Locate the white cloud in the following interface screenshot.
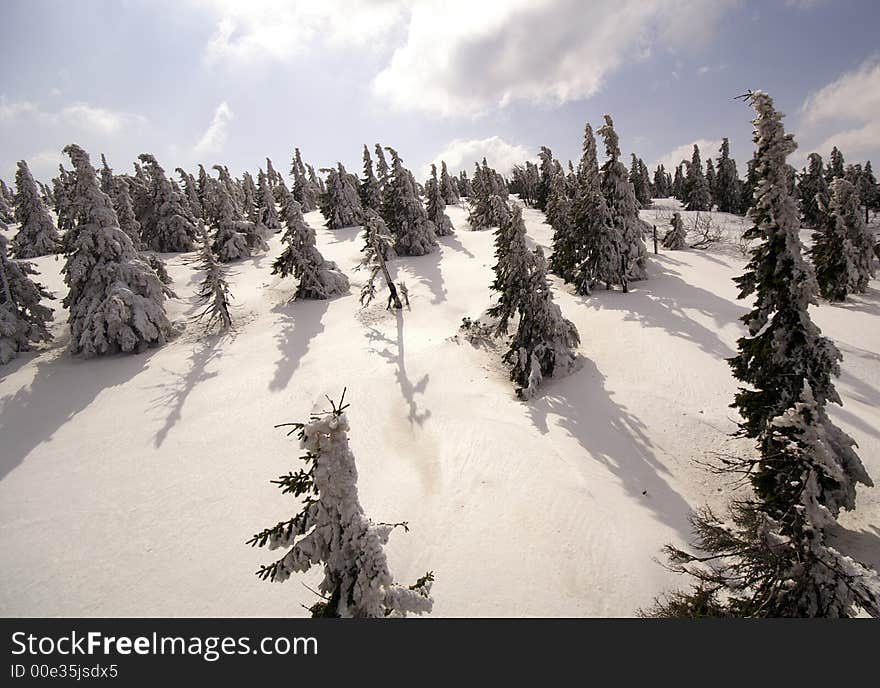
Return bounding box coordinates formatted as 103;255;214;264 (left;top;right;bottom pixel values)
198;0;409;66
799;57;880;160
373;0;737;117
0;96;39;121
426;136;532;177
0;96;145;134
653;138;721;172
194;102;234;156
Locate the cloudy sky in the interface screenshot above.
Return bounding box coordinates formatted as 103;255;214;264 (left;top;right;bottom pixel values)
1;0;877;185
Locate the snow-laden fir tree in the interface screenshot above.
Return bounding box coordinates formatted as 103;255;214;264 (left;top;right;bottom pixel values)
176;168;203;220
257;170;280;232
240;171;258;222
381;148;437;256
507;244;580;399
547;171;579;281
248;390;434;617
832;178;875;294
196;164;210;210
729;92;872;514
62;144;175;357
373;144;390;192
440;160;459;205
137;154;197;252
112;178;142;249
811;179;855;302
319;163;363;230
213;164;244;213
273;185;349;300
629;154;651;208
357;210;402;309
825;146;845;184
208;180;266;262
714;138;741;214
488;198;535;336
12;160;61;259
572;122;619;294
359;145;382;212
457;169;472;197
0;178;14;207
536;146;556;212
662;212;687;250
467;161;510;231
741;152;758;214
190;221;233;332
704;158;716;206
291;148;319;212
0;233;53;364
652;164;669;198
265;157;280;188
99;154;114;196
598;114;648;286
672;163;685;200
861;160;878;212
424;164;454;236
0;189;12;227
684;144;712;211
511;162;540;207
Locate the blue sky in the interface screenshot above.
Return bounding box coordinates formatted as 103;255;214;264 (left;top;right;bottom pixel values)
1;0;878;185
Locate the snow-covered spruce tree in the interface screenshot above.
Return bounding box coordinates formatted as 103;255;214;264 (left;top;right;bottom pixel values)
424;164;454;236
248;391;434;617
488;199;532;336
196;164;211;210
629;154;651;208
273;186;349;300
861;160;878;212
740;152;758;214
12;161;61;259
0;233;54;364
290;148;318;213
729;92;872;515
191;221;233;332
319;163;363;230
506;245;580;399
112;178;142;249
99;154;115;196
62;144;175;357
598;115;648;286
684;144;712;211
652;164;669;198
265;157;280;188
572;122;620;294
137;154;197;252
672;163;685;200
359;145;382;212
662;212;687;250
705;158;716;207
440;160;459;205
208;181;265;262
825;146;845;184
457;169;472;197
811;180;854;302
214;164;244;213
714;138;741;214
239;171;257;222
257;170;280;232
833;178;875;294
358;210;402;309
0;190;12;227
536;146;556;212
547;172;579;281
381;148;437;256
175;168;203;220
0;178;14;207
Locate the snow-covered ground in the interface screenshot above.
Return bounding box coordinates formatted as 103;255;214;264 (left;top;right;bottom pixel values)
1;199;877;616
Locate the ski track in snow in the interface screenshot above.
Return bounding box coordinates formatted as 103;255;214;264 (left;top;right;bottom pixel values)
0;198;877;616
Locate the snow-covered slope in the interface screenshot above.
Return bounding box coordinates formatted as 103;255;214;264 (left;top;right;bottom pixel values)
1;200;877;616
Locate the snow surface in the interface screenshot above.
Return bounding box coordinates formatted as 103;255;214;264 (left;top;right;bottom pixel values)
1;198;877;616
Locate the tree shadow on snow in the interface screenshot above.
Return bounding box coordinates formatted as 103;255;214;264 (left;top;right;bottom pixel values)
321;225;362;245
526;358;694;538
833;286;880;317
364;311;430;426
150;337;225;448
400;249;447;306
269;299;329;392
438;233;475;259
827;523;880;572
580;256;748;360
0;350;152;482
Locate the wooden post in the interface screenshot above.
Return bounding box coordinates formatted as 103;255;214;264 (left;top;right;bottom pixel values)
653;224;658;254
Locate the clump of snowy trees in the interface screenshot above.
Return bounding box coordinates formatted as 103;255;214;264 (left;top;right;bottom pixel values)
248;390;434;618
273;185;349;300
191;221;234;332
137;154;198;252
319;163;363;230
645;91;878;618
0;233;54;364
424;163;454;236
62;144;176;357
467;159;510;231
479;202;580;398
12;160;60;258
